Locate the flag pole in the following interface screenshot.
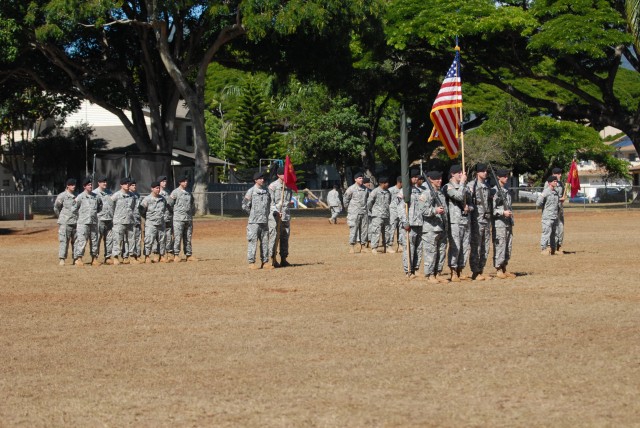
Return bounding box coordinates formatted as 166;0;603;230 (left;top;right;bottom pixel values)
454;42;465;172
400;105;412;276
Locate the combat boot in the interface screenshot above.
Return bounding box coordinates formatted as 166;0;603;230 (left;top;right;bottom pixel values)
159;254;168;263
495;268;507;279
74;258;84;266
359;244;366;253
248;262;261;270
457;268;471;281
104;257;113;265
58;259;65;266
173;255;181;263
113;257;121;266
280;258;291;267
122;258;130;265
435;272;450;283
502;266;516;279
130;257;140;265
541;248;551;255
349;244;355;254
387;247;396;253
91;257;101;266
372;248;379;254
271;257;280;268
450;268;461;283
186;255;198;262
471;272;486;281
262;261;275;270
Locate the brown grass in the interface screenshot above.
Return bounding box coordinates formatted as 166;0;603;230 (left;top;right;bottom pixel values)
1;209;640;426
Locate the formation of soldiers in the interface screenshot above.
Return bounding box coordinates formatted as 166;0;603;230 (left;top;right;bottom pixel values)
54;175;196;266
342;164;516;282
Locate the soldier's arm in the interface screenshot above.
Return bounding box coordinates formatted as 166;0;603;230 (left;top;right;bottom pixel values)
446;184;464;202
242;189;253;214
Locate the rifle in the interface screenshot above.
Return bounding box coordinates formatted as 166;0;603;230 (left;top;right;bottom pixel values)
423;176;444;219
487;163;513;225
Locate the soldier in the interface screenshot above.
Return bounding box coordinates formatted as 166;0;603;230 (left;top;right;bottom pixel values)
419;171;449;284
242;172;272;269
492;169;515;279
158;175;174;262
54;178;78;266
327;184;342;224
73;177;102;266
363;177;373;247
127;179;142;263
443;164;473;283
139;181;167;263
386;176;403;252
468;163;492;281
536;175;560;255
552;167;566;254
171;175;197;262
367;176;391;254
343;172;368;253
268;167;294;267
398;169;424;278
93;176;114;265
111;177;136;265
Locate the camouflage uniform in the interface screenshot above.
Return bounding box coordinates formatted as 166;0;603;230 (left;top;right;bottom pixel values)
366;186;391;250
386;184;402;248
171;187;195;257
536;186;560;252
444;181;472;270
243;184;271;264
468;178;491;274
140;194;167;257
128;190;142;258
268;179;293;260
159;188;174;255
327;188;342;223
93;187;114;261
419;186;448;277
54;190;78;261
398;186;423;274
111;190;135;259
492;185;514;269
343;182;368;245
555;181;565;248
74;191;102;260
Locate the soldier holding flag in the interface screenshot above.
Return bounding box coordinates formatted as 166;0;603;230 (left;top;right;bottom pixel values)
269;156;298;268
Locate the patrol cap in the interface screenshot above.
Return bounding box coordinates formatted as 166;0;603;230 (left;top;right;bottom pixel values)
552;167;562;174
427;171;443;180
277;166;285;175
157;175;168;182
97;176;108;182
178;175;188;183
363;177;370;184
82;176;92;187
449;164;462;175
476;163;488;172
410;169;421;178
396;175;402;183
129;179;136;185
253;171;265;180
497;169;510;177
120;177;130;185
378;176;389;184
354;172;364;179
547;175;558;183
418;174;426;181
150;181;160;188
66;178;77;186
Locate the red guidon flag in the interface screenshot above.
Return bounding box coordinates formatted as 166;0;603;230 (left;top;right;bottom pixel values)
428;49;462;159
566;159;581;198
284;155;298;192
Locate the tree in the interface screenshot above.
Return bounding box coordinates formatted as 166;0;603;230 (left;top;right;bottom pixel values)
385;0;640;160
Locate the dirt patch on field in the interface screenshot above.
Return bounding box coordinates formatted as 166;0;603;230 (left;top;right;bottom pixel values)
1;211;640;426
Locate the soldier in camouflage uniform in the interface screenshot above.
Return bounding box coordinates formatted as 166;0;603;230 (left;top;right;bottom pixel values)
243;172;272;269
268;167;294;267
73;177;102;266
367;176;391;254
536;175;560;255
467;164;492;281
492;169;515;279
398;169;423;278
139;181;167;263
419;171;449;284
327;185;342;224
93;176;114;264
158;175;174;262
385;177;403;252
111;178;136;265
54;178;78;266
443;164;473;283
127;180;142;263
552;167;566;254
171;175;197;262
343;172;369;253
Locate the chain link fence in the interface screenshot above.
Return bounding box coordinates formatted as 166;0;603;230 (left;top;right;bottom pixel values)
2;186;639;227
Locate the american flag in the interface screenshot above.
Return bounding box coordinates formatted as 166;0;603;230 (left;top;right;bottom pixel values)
428;50;462;159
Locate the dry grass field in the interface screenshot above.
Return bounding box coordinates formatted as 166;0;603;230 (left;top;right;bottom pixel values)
1;209;640;427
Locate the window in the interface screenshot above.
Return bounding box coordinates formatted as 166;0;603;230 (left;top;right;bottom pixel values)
186;126;193;148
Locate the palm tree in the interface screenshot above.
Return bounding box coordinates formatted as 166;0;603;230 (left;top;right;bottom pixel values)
625;0;640;52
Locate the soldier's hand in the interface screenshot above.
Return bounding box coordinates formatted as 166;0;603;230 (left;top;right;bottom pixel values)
403;225;410;231
460;172;467;183
504;210;512;217
436;207;444;215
